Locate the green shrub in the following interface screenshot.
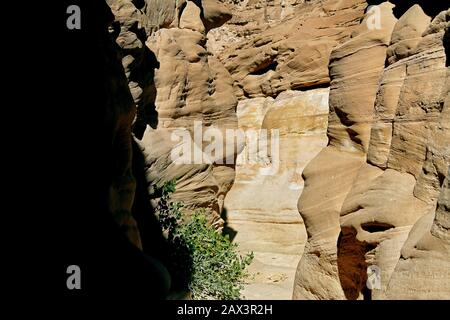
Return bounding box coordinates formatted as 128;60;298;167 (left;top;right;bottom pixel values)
156;179;253;300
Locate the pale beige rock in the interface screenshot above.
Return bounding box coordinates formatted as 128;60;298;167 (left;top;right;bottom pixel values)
138;127;224;225
142;0;232;34
415;90;450;204
146;28;237;129
339;9;449;300
106;0;450;300
386;114;450;299
368;62;407;168
384;66;449;299
339;166;428;300
294;147;366;300
225;89;330;299
387;26;448;179
180;1;205;33
327;2;397;153
294;5;449;300
143;22;239;215
367;122;394;168
106;0;241;232
385;177;450;299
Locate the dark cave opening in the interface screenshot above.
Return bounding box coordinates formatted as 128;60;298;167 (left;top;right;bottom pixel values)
366;1;450;19
361;222;395;233
337;227;376;300
249;60;279;75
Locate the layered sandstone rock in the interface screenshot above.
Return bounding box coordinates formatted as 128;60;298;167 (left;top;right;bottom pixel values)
385;175;450;299
338;7;449;301
143;0;232;33
293;2;398;300
108;0;239;229
143;2;238;224
384;63;450;300
294;3;450;300
214;0;370;300
215;0;368;99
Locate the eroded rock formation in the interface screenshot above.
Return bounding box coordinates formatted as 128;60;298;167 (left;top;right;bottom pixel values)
205;0;450;300
293;3;450;300
99;0;449;299
107;0;239;233
224;88;329;299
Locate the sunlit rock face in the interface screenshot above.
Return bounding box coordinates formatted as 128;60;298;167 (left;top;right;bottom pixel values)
294;3;450;300
104;0;450;300
224;88;329;299
107;0;239;230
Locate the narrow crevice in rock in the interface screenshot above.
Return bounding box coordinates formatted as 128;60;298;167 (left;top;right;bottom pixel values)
291;82;330;92
390;1;449;18
361;222;395;233
337;227;373;300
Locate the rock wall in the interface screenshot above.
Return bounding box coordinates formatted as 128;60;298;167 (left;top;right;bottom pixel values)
294;3;450;300
100;0;449;299
107;0;240;232
212;0;449;300
214;0;370;299
216;0;368;99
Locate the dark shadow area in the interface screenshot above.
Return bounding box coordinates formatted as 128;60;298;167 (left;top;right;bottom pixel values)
178;0;188;26
51;0;171;299
444;27;449;67
366;0;385;6
334;108;357;127
361;222;395;233
132;45;160;139
291;81;330;92
132;141;193;292
221;207;238;242
337;227;374;300
125;22;160;138
132;140;169;262
250;60;279;76
367;0;450;18
391;1;449;18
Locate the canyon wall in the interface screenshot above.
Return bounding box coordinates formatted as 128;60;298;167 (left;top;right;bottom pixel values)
215;0;369;299
211;0;449;300
293;3;450;300
101;0;449;299
107;0;241;236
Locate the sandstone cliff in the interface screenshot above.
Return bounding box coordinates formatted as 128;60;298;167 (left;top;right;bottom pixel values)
99;0;449;299
292;3;450;300
209;0;449;299
107;0;240;236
